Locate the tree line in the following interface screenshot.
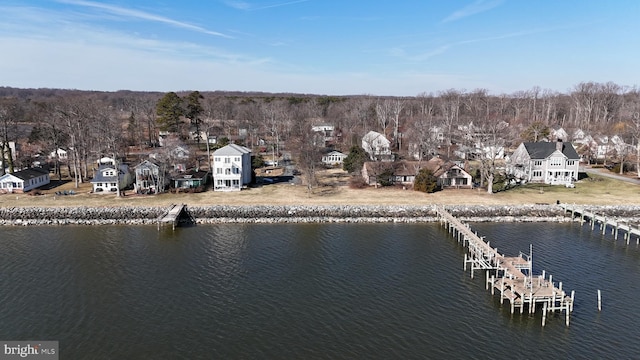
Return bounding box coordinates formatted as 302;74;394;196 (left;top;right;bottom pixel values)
1;81;640;189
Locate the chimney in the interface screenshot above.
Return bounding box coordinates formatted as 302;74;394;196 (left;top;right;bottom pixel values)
556;138;563;152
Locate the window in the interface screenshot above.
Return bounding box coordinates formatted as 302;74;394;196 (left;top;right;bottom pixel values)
216;168;222;174
533;171;542;177
550;157;563;166
225;169;231;175
567;160;575;166
235;157;240;162
233;179;239;186
224;157;230;163
214;157;221;162
534;160;543;167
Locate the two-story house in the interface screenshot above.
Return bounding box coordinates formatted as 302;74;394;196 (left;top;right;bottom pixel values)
362;131;393;161
91;157;134;193
507;140;580;185
133;160;168;194
212;144;252;191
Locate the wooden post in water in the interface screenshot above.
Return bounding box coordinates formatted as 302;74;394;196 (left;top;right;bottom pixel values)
597;290;602;311
486;271;489;290
565;301;570;326
542;302;547;327
569;290;574;312
491;275;495;295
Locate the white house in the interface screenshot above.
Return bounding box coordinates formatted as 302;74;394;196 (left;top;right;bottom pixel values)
507;140;580;185
362;131;392;161
0;167;50;193
49;148;68;161
91;158;133;193
322;150;347;166
212;144;252;191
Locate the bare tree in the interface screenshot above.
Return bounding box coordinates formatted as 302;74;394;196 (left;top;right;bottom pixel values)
0;98;22;174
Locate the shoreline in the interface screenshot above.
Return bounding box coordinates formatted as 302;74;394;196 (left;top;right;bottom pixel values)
2;204;640;226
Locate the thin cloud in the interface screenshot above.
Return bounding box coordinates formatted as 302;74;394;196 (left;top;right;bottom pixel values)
224;0;309;11
57;0;232;38
407;27;554;62
442;0;503;23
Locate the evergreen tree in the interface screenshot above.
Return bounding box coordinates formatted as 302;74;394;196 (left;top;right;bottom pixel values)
185;91;204;144
342;145;368;173
156;92;184;134
414;168;438;193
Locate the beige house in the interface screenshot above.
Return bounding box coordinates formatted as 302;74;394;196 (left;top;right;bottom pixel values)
362;158;473;189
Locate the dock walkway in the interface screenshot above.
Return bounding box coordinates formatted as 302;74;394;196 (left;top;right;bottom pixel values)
435;205;574;326
158;204;186;230
560;204;640;244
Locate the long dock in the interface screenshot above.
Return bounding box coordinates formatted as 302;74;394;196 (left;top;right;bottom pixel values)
435;206;574;326
158;204;186;230
560;204;640;244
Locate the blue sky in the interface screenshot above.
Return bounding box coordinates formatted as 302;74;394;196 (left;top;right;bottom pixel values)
0;0;638;96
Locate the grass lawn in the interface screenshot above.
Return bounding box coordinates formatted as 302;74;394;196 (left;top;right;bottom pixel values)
1;169;639;208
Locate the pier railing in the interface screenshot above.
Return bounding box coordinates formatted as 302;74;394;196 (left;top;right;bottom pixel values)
560;204;640;244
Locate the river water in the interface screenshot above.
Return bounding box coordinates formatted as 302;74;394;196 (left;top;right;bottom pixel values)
1;222;638;359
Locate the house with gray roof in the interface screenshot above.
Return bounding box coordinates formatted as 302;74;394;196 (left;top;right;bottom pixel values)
507;140;580;185
91;159;133;193
212;144;252;191
0;167;50;193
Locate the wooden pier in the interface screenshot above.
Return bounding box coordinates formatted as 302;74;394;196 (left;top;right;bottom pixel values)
560;204;640;244
435;206;574;326
158;204;187;230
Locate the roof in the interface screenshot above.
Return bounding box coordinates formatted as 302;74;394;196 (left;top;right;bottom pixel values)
6;167;49;181
213;143;251;156
91;164;129;183
134;159;160;169
362;130;389;144
364;158;457;178
522;142;579;160
171;169;209;180
323;150;347;157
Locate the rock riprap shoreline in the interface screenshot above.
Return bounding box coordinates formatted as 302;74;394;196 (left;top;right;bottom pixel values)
1;204;640;226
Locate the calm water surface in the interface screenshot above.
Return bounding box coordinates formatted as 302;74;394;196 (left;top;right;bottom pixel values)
0;222;638;359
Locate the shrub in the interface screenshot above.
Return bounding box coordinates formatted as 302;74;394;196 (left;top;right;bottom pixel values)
348;176;368;189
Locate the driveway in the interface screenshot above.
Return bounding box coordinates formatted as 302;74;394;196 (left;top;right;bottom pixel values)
581;166;640;185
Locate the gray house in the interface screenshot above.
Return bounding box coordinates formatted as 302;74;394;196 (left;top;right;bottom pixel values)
507;140;580;185
91;158;133;193
133;160;168;194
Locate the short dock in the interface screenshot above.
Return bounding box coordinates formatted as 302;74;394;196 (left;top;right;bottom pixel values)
560;204;640;244
158;204;187;230
435;206;574;326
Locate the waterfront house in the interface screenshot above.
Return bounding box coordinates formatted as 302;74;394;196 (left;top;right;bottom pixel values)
0;167;50;193
507;140;580;185
212;144;252;191
171;169;210;191
361;159;473;189
133;160;168;194
91;158;133;193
